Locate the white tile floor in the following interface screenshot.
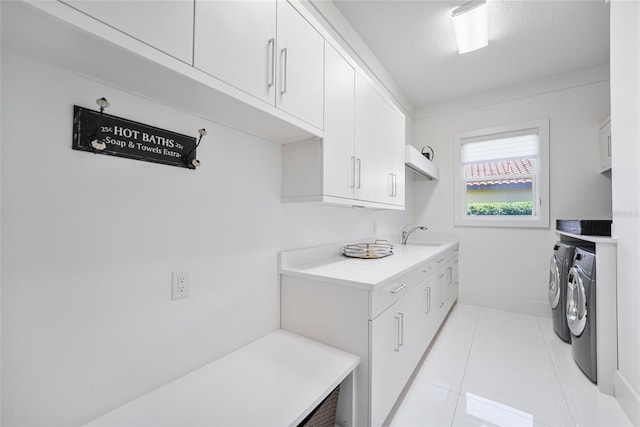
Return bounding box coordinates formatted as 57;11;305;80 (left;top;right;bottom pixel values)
388;303;633;427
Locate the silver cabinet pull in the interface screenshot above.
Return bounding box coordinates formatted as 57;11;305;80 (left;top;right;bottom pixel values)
388;173;394;197
394;314;401;351
393;173;397;197
267;38;275;88
398;312;404;347
390;283;406;294
423;266;433;273
608;135;611;157
437;257;445;263
439;301;445;309
350;156;356;188
426;287;431;313
356;158;362;189
280;47;288;94
437;273;444;280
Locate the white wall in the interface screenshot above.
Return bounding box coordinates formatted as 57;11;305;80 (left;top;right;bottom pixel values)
610;1;640;423
412;75;611;316
0;52;407;426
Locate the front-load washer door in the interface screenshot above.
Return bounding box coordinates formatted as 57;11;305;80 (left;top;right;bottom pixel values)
549;256;561;309
566;266;587;337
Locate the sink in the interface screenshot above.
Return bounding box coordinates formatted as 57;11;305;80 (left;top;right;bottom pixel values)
408;241;443;247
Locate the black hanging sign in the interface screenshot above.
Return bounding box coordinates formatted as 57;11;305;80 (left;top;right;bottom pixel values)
72;105;198;169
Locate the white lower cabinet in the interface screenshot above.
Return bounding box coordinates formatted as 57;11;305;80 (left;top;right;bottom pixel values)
370;283;426;427
281;243;459;427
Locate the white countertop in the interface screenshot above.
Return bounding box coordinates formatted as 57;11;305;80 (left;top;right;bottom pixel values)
279;240;458;289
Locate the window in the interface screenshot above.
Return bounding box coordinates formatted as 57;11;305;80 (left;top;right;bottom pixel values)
453;119;549;228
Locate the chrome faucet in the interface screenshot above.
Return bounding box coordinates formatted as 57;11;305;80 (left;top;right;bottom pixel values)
401;225;428;244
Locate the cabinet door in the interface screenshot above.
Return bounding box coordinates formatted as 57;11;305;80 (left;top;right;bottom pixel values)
599;119;612;172
370;285;426;427
374;98;406;207
63;0;194;64
354;75;380;203
194;0;276;105
370;303;405;427
375;94;396;205
421;276;439;348
390;111;406;207
276;0;324;130
323;42;355;200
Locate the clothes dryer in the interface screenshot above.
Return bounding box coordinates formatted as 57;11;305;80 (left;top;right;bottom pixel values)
566;247;597;383
549;242;575;342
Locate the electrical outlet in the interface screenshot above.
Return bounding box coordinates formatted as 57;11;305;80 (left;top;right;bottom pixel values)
172;270;190;300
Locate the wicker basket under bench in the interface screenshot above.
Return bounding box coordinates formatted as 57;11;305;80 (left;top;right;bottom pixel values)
84;330;359;427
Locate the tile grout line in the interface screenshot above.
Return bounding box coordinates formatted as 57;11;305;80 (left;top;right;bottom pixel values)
535;316;579;427
448;305;482;426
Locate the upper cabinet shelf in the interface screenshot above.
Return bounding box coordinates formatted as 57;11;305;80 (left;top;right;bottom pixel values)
405;145;439;180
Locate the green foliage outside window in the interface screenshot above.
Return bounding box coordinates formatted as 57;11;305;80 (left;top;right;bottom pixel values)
467;201;533;216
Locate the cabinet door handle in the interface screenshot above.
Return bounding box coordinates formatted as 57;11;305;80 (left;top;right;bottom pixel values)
280;47;288;94
394;314;401;352
608;135;611;157
267;38;275;88
350;156;356;188
390;173;397;197
393;173;397;197
426;287;431;314
356;158;362;189
398;312;405;347
439;301;445;309
388;173;394;197
390;283;406;294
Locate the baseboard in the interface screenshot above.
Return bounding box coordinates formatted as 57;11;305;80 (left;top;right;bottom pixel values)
615;371;640;425
459;289;551;318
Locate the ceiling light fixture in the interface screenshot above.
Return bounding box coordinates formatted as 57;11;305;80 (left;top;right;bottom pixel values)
451;0;488;54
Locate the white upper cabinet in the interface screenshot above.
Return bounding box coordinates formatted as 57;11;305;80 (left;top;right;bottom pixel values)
354;74;381;203
61;0;194;64
355;75;405;207
323;42;355;200
276;0;324;130
389;107;406;207
194;0;323;130
194;0;277;105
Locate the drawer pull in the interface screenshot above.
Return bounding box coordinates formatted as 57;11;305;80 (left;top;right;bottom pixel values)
437;257;445;263
423;266;432;273
437;273;444;279
390;283;407;294
439;301;445;308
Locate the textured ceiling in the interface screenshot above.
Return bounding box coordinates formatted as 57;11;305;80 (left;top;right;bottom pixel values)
332;0;610;109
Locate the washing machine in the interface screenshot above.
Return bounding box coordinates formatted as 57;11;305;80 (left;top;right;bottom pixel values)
566;247;597;383
549;242;575;342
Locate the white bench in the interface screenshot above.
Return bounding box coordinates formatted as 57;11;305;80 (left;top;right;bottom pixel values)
85;330;360;426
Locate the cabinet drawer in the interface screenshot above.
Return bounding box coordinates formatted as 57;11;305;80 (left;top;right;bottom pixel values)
371;260;435;319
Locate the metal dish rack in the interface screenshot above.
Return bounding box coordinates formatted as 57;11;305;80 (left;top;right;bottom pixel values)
343;240;393;259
